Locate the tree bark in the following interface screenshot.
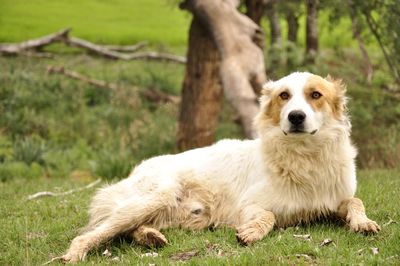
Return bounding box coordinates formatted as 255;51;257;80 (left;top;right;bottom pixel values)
305;0;319;63
177;18;224;151
181;0;266;139
266;1;282;45
286;10;299;43
245;0;269;26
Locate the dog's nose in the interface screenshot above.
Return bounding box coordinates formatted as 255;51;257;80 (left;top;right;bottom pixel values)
288;110;306;125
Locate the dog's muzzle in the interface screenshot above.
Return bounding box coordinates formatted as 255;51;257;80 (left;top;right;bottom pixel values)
288;110;306;133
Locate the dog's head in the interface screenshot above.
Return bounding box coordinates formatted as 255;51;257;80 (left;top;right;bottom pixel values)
255;72;349;137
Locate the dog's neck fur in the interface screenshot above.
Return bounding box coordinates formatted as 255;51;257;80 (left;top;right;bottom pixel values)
257;120;356;227
259;120;354;186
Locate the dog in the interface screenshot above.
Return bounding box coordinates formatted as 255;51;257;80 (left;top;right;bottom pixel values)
62;72;380;263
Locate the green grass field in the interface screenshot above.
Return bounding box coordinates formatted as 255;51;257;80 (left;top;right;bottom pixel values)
0;0;363;49
0;169;398;265
0;0;190;45
0;1;399;265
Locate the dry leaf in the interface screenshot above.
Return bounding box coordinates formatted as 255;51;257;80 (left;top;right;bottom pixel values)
371;247;379;255
293;234;312;241
295;253;315;261
102;249;112;257
141;252;158;258
320;238;333;246
170;250;199;261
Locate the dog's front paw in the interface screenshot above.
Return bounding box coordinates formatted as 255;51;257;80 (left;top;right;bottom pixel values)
349;217;380;234
236;224;264;246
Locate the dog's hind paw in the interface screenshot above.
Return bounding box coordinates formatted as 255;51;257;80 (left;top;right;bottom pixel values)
61;250;87;264
132;226;168;248
350;218;381;234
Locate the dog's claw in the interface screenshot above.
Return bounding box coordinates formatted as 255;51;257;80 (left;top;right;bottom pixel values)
236;225;263;246
350;218;380;234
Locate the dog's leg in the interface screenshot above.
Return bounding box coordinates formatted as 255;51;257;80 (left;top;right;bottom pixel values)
236;205;275;245
131;225;168;248
337;197;380;234
62;194;174;263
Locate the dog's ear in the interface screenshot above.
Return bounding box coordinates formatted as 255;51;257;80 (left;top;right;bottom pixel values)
326;75;349;120
259;81;274;107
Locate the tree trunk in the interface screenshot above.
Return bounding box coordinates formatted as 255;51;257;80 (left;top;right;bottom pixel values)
305;0;319;63
347;1;373;84
266;2;282;45
286;10;299;43
245;0;269;26
181;0;266;139
177;18;224;151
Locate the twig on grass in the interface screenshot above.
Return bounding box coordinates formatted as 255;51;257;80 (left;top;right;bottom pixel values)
27;178;101;201
42;256;64;265
47;65;180;104
47;66;119;90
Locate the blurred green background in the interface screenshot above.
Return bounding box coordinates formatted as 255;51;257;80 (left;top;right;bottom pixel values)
0;0;399;183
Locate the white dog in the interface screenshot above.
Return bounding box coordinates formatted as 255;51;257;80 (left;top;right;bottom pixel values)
62;72;380;263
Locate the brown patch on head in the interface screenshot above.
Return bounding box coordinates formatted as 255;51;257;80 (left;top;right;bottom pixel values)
255;86;291;131
304;75;347;120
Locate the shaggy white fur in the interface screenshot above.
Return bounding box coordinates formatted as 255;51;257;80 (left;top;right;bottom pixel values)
62;72;380;263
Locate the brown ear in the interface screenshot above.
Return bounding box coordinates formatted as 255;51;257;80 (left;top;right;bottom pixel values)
326;75;348;119
261;81;274;96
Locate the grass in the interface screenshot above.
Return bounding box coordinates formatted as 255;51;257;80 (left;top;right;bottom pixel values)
0;0;190;46
0;3;399;263
0;169;398;265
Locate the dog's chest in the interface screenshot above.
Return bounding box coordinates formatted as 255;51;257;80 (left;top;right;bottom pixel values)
261;158;352;227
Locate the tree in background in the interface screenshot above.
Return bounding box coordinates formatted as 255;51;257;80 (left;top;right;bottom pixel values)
305;0;319;63
355;0;400;84
178;0;267;150
177;18;223;151
245;0;269;25
266;0;282;46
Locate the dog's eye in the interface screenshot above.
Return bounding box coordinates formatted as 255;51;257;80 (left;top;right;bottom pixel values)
279;92;290;100
311;91;322;99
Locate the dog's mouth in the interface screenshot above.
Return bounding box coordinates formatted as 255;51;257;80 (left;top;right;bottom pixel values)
283;129;318;135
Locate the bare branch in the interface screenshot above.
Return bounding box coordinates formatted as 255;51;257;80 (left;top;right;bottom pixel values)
47;66;119;90
103;41;148;52
0;29;185;64
47;65;180;103
123;51;186;64
143;88;180;104
66;37;185;63
0;28;70;55
27;179;101;200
